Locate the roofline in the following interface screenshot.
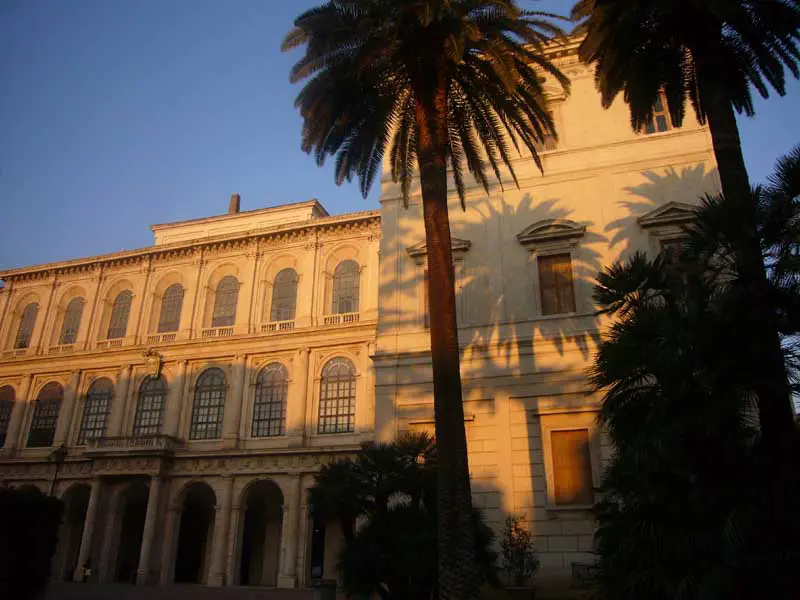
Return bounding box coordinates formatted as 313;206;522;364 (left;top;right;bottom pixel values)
0;208;379;281
150;198;329;231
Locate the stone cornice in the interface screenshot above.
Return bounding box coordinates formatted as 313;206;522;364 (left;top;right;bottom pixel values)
150;198;329;231
0;210;380;284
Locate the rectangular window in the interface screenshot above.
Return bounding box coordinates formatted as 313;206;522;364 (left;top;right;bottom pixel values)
644;93;672;134
538;253;576;315
551;429;594;506
534;111;558;152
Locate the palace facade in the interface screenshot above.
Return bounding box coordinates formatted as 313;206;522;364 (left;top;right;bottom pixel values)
0;39;720;591
0;199;381;587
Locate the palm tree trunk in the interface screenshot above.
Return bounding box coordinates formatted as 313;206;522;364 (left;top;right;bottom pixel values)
698;75;795;480
414;73;480;600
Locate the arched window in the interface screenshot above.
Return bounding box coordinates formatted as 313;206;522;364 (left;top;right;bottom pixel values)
190;368;226;440
77;378;113;445
0;385;15;448
134;376;167;437
14;303;39;349
27;382;63;448
59;297;85;345
318;358;356;434
270;269;298;322
211;276;239;328
252;363;288;437
157;284;184;333
107;291;133;339
332;260;360;314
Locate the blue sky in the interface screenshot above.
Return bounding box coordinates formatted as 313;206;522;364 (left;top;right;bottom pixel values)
1;0;798;271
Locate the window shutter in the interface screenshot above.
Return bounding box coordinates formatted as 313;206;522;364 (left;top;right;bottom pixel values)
551;429;593;505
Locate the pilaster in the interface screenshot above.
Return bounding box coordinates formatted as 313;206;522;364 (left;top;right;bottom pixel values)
73;478;102;581
287;348;310;444
223;355;247;449
208;476;234;587
53;370;82;446
277;474;303;588
107;365;132;437
136;476;162;584
163;360;187;437
5;373;32;455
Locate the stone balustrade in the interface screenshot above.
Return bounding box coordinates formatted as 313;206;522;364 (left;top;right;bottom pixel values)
83;434;184;457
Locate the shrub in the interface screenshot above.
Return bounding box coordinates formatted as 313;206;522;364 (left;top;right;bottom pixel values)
500;515;539;587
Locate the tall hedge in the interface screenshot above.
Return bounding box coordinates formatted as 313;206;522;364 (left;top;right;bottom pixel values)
0;486;64;600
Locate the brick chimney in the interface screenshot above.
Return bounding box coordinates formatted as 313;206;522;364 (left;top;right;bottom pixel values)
228;193;241;214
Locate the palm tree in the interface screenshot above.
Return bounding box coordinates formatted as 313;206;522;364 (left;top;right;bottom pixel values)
592;146;800;599
572;0;800;492
282;2;568;597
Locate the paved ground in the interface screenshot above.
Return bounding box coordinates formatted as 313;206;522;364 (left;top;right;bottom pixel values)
43;582;317;600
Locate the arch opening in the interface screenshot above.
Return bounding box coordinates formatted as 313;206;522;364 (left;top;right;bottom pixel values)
54;484;90;580
174;483;216;584
114;482;148;583
237;479;284;587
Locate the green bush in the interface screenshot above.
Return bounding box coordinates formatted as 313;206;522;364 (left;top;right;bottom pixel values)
309;434;499;600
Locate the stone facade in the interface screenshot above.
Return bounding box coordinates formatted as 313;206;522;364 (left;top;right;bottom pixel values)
373;37;720;587
0;201;380;587
0;39;721;591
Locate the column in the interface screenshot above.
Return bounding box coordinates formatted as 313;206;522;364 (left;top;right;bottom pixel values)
53;370;81;446
287;348;310;444
277;474;303;588
223;355;247;449
5;373;32;454
73;478;102;581
107;365;132;437
163;360;187;437
208;476;234;587
225;499;242;586
136;476;162;584
159;506;180;584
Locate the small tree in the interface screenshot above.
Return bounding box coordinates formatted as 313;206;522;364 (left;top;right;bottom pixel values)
500;515;539;587
308;433;499;600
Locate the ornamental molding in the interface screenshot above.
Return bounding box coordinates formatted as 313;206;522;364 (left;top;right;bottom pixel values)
517;219;587;249
143;349;163;379
0;211;379;284
637;201;697;230
406;238;472;264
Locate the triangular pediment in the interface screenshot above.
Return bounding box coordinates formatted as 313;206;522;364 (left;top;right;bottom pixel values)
517;219;586;247
406;237;472;259
637;202;697;229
